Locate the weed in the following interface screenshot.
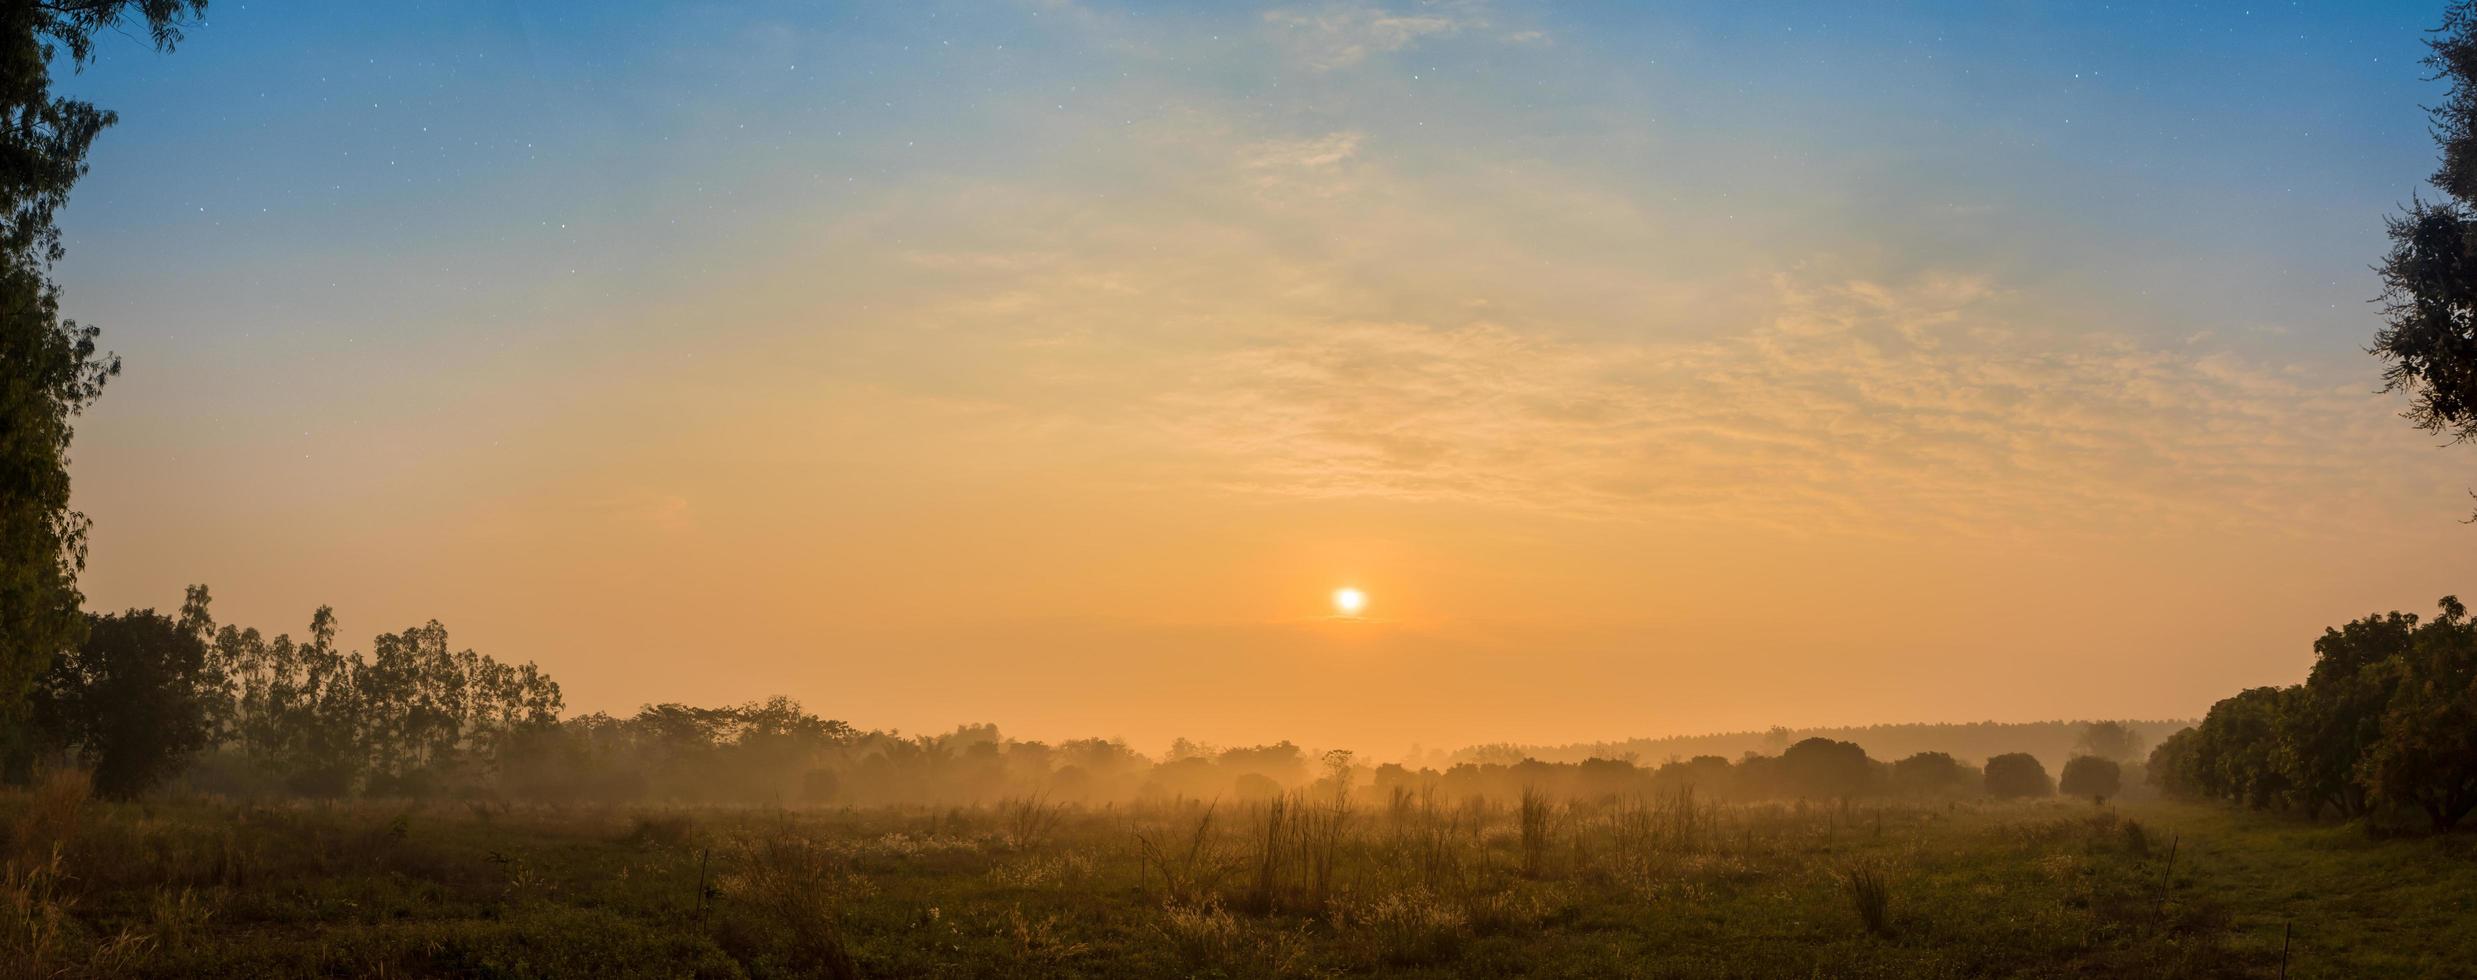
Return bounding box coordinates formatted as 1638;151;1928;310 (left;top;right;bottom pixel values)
1840;862;1894;938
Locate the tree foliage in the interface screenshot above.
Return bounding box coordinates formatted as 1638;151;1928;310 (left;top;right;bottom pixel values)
2375;3;2477;460
2360;598;2477;831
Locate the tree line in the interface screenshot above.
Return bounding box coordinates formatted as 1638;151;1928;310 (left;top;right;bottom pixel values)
1369;726;2140;808
1447;719;2187;775
2145;596;2477;831
6;584;2167;809
14;587;562;799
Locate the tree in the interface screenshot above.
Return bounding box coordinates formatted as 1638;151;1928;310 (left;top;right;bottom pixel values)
2361;596;2477;831
1983;753;2053;799
2058;756;2122;804
2195;687;2293;808
1778;736;1873;801
30;603;215;798
2146;728;2205;799
2276;612;2414;817
2072;721;2145;763
2374;2;2477;481
0;0;207;776
1890;751;1974;796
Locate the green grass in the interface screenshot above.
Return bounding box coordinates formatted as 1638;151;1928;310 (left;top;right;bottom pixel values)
1;780;2469;978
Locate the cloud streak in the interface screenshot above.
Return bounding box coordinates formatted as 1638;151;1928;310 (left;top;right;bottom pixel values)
1131;274;2435;539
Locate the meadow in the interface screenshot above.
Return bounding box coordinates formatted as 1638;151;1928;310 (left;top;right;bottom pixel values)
5;773;2472;979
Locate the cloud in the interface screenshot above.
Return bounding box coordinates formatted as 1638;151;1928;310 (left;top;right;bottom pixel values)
735;28;2447;547
1264;0;1492;69
584;490;697;533
1136;275;2437;539
1241;131;1366;198
1246;131;1364;170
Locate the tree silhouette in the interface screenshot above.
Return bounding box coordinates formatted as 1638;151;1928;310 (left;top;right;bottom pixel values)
31;604;215;798
1890;751;1974;796
1778;737;1873;801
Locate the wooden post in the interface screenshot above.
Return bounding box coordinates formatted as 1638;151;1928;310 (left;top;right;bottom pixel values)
695;847;711;918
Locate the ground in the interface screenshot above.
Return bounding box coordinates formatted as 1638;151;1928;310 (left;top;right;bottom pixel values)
2;777;2472;978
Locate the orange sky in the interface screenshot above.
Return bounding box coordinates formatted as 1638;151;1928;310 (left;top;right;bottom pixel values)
57;1;2477;756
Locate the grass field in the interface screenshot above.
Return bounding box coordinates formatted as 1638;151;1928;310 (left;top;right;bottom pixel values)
3;775;2472;978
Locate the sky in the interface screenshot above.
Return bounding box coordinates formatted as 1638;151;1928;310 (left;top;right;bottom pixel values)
49;0;2477;757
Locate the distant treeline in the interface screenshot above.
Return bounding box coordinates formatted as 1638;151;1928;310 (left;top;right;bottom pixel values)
2147;596;2477;831
5;586;2161;807
1457;719;2195;776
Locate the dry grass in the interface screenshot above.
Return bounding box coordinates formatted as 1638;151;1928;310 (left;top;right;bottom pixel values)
0;786;2447;977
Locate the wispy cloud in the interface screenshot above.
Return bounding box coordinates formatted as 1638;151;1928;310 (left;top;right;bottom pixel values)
752;11;2447;546
1136;275;2432;538
1241;131;1366;198
1264;0;1495;69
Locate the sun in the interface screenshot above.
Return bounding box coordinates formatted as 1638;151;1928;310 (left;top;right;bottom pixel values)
1332;587;1367;617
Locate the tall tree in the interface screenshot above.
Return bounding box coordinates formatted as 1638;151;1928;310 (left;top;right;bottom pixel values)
0;0;206;770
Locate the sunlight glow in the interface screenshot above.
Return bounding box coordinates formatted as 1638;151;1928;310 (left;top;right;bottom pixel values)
1333;587;1366;617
